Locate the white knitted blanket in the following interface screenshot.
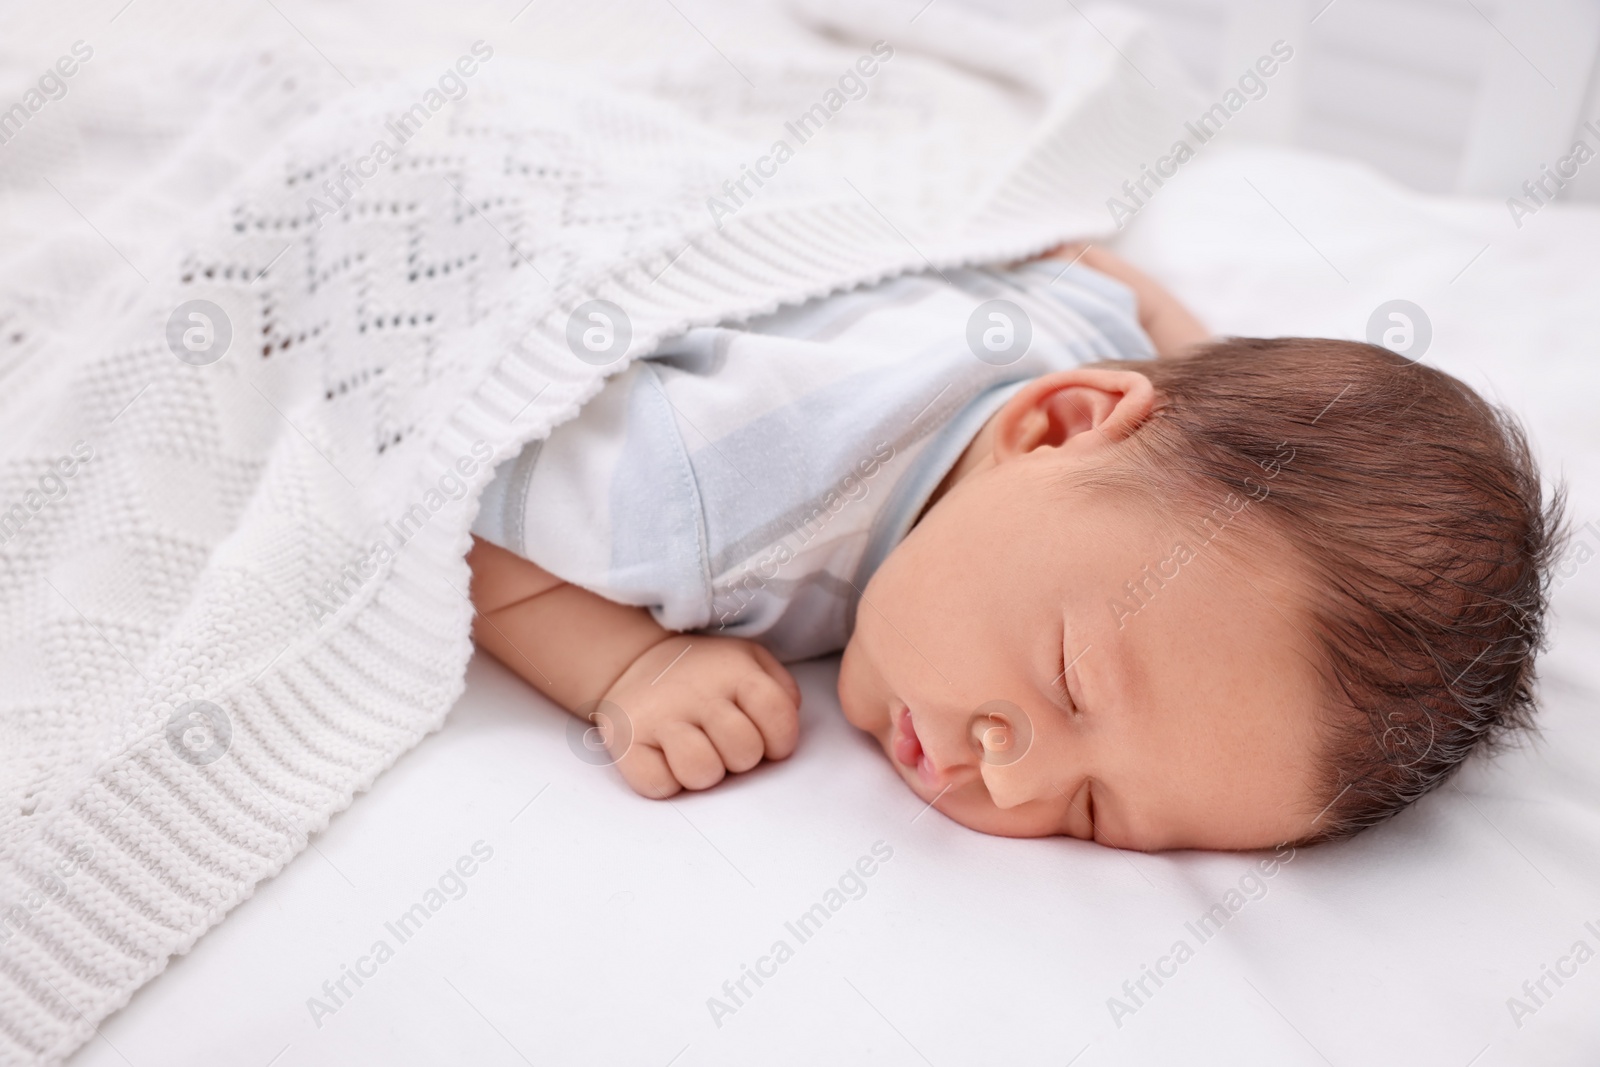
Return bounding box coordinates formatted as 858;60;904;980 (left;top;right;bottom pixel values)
0;1;1185;1060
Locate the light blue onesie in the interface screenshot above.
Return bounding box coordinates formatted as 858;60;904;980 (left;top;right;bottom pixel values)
472;261;1154;661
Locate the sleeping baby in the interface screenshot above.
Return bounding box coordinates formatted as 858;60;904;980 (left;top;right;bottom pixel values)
466;245;1560;852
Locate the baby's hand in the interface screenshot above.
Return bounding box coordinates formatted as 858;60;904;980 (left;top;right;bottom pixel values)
594;634;801;798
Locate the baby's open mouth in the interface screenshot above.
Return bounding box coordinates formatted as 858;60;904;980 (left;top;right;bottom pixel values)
892;704;941;791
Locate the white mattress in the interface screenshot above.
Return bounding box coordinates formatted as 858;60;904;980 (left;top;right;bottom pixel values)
69;146;1600;1067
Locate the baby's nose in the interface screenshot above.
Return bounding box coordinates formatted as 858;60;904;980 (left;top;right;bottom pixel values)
977;731;1059;810
984;766;1044;810
966;703;1043;808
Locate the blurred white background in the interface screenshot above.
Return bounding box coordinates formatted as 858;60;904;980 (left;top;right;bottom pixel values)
3;0;1597;209
993;0;1600;200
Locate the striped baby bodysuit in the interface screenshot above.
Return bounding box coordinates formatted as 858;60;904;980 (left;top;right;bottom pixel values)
471;260;1155;661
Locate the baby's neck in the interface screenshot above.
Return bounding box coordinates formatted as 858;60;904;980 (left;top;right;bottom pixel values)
914;407;1001;527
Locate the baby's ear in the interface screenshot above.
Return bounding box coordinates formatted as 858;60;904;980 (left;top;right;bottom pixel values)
991;369;1155;461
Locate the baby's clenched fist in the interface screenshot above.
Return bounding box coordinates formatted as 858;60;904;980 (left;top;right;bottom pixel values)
593;634;801;797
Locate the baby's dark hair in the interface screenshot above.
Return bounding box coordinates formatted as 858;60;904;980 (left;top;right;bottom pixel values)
1096;337;1565;843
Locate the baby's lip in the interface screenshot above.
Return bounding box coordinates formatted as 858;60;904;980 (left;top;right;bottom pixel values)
892;704;942;791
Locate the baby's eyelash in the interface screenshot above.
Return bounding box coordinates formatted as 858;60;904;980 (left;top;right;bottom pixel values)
1052;648;1076;711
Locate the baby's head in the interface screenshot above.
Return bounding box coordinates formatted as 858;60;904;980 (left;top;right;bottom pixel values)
839;337;1563;851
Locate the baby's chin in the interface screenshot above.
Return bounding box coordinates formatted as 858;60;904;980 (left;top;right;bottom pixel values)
838;642;936;807
836;637;891;740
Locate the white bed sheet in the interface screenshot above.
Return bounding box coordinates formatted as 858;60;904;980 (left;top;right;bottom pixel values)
70;145;1600;1067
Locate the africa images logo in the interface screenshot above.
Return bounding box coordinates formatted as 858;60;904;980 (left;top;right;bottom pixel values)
1106;41;1294;228
166;300;232;366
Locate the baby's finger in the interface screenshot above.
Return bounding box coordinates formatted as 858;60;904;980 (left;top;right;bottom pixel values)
701;699;766;774
734;669;800;761
746;641;802;708
659;722;727;791
614;743;681;801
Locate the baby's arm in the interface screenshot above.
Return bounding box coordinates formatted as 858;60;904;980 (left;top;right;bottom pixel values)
1040;243;1210;358
467;536;800;797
